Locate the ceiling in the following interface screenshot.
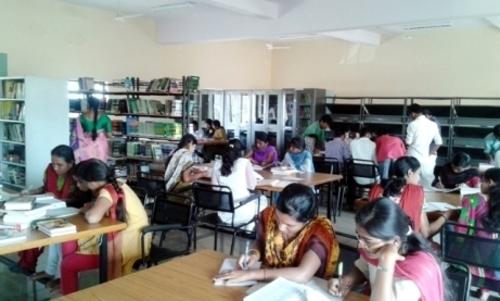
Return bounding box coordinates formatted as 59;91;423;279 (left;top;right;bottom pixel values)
64;0;500;45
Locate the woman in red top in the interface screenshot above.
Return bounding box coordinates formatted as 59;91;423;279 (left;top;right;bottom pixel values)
17;145;78;275
368;156;451;238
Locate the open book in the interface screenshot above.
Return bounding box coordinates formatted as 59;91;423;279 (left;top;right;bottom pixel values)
213;258;262;287
244;277;341;301
423;202;460;213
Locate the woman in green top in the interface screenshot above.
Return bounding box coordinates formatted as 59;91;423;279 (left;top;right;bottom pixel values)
80;97;112;139
302;114;333;150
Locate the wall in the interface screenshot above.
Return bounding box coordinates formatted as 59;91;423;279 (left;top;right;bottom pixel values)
271;27;500;97
0;0;271;89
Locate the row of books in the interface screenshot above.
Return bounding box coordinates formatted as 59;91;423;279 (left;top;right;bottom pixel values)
126;117;183;139
2;165;26;186
0;101;24;121
105;97;186;117
2;123;24;142
125;141;175;161
146;77;183;94
1;80;24;99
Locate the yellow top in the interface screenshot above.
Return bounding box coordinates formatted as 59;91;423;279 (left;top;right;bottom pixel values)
78;183;150;274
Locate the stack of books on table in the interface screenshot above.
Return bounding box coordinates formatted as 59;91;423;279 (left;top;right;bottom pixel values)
1;195;67;230
36;218;77;237
0;226;27;245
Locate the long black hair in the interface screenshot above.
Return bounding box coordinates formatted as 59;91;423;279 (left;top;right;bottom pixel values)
164;134;197;168
220;139;242;176
356;198;451;300
75;159;124;220
482;168;500;229
277;183;317;223
51;145;75;164
87;96;100;141
391;156;421;179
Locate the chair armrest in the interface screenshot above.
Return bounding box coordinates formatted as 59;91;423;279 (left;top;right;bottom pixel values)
235;192;260;208
141;224;193;235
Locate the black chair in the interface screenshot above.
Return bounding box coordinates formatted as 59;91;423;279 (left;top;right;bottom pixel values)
346;159;378;207
335;231;359;275
441;221;500;294
138;192;195;269
443;259;471;301
192;182;260;255
314;157;346;222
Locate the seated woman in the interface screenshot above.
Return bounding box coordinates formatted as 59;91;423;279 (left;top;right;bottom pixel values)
246;133;278;169
457;168;500;300
434;152;480;189
212;120;227;141
215;184;339;283
18;145;80;276
368;156;451;238
60;159;150;295
282;137;315;173
164;134;206;193
212;139;268;226
328;198;445;301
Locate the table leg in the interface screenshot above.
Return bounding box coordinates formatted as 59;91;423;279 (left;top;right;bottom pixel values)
327;184;332;221
99;233;108;283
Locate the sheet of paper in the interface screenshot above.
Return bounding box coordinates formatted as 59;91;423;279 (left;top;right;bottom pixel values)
479;163;495;173
460;184;480;197
244;277;341;301
423;202;460;213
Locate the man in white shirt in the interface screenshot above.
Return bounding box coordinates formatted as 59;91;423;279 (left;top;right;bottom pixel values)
350;127;377;185
406;104;442;188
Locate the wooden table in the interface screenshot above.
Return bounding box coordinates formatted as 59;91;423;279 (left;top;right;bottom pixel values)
56;250;368;301
425;191;461;207
255;170;343;193
0;215;126;282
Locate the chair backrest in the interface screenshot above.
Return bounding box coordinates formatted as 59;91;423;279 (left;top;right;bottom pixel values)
349;159;378;179
443;259;471;301
136;172;166;195
335;231;359;275
314;157;342;175
441;221;500;271
151;192;194;226
192;182;235;213
128;185;148;204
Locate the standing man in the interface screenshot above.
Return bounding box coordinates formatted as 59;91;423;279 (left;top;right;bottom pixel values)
484;124;500;166
405;103;442;188
303;114;333;150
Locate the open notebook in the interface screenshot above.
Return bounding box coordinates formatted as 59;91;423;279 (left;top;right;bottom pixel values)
244;277;341;301
213;258;262;287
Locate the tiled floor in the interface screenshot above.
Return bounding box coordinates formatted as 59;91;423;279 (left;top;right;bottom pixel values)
0;205;488;300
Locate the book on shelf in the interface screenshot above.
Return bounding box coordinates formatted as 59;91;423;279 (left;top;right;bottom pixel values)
2;80;24;99
213;258;261;287
3;123;24;142
0;228;27;245
3;196;35;210
36;218;77;237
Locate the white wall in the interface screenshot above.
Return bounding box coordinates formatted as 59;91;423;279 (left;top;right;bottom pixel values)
271;27;500;97
0;0;271;89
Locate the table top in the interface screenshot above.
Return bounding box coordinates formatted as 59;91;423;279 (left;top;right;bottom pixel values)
56;249;367;301
255;170;343;192
0;215;126;255
425;191;461;207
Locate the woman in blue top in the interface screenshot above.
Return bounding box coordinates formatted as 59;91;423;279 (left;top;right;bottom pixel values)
282;136;315;172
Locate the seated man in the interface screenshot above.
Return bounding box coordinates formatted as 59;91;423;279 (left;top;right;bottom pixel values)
433;152;480;189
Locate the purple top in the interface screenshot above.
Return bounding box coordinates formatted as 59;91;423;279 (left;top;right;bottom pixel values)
252;145;278;166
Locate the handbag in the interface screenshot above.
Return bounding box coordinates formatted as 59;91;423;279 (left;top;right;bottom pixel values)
72;117;109;163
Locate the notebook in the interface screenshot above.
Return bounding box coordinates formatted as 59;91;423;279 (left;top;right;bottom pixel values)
244;277;341;301
213;258;262;287
3;196;35;210
37;219;77;237
0;229;27;245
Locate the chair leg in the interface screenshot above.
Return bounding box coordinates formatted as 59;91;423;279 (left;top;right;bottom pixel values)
213;228;218;251
193;225;198;251
230;231;238;256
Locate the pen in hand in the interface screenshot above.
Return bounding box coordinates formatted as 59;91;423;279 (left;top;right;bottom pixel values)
242;241;250;271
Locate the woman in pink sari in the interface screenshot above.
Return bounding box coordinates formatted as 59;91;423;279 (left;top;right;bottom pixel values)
328;198;446;301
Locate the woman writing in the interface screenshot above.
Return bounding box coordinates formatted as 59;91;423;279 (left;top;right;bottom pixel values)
282;137;315;173
329;198;446;301
164;134;206;193
368;156;450;238
246;133;278;169
60;159;150;294
215;183;339;283
212;139;267;226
